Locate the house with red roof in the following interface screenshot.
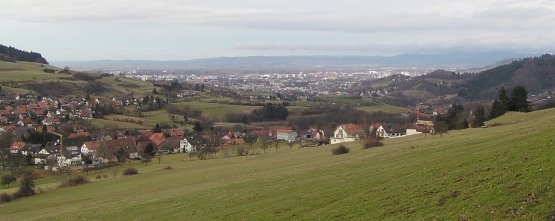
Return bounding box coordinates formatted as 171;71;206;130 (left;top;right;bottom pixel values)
10;141;26;154
81;141;99;156
149;133;165;147
330;123;363;144
220;133;246;147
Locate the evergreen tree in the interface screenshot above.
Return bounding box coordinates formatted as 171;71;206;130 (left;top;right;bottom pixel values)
489;99;501;119
489;87;511;119
144;142;155;157
472;105;486;128
16;175;35;197
152;123;162;133
498;87;509;111
155;97;163;109
508;86;531;112
193;121;203;132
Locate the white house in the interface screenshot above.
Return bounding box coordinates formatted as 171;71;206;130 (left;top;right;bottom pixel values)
180;138;196;153
276;129;297;142
330;124;362;144
80;141;98;156
372;124;389;138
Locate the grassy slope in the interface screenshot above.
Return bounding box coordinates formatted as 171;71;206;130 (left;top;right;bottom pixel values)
2;110;555;220
173;102;259;121
97;76;159;97
0;61;66;82
354;102;407;113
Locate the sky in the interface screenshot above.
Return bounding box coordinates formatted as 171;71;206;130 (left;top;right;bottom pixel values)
1;0;554;61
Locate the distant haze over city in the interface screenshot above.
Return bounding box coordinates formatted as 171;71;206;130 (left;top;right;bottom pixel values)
53;52;538;71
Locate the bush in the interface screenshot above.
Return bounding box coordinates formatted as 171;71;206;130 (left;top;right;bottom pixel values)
14;175;35;198
1;174;17;188
123;168;138;175
102;174;108;178
0;193;12;203
332;145;350;155
95;175;102;179
63;176;89;187
363;138;384;149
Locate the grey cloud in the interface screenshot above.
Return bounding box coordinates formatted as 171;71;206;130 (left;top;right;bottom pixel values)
3;0;555;33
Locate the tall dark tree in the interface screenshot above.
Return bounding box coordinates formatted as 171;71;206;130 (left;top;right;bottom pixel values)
472;105;486;128
115;148;128;163
144;142;155;157
193;121;203;132
152;123;162;133
16;175;35;197
489;87;510;119
508;86;531;112
498;87;509;111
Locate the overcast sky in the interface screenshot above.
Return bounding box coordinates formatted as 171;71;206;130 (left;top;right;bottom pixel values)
1;0;554;61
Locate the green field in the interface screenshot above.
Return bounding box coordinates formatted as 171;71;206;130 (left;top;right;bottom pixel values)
2;109;555;220
173;102;260;120
293;96;406;114
354;102;407;113
0;61;76;82
97;76;159;97
0;61;158;97
95;110;194;130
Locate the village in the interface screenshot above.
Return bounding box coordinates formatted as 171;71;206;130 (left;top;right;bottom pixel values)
0;92;435;172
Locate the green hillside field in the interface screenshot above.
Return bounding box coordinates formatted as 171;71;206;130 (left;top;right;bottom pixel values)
0;61;157;97
1;109;555;220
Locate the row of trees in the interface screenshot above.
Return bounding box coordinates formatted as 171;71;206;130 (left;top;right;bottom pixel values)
225;103;290;123
434;86;531;134
489;86;531;119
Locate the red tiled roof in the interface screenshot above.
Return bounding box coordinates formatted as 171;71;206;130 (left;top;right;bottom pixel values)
339;123;363;135
276;129;294;133
10;141;26;151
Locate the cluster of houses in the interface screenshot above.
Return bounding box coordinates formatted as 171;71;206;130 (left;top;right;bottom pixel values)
3;119;434;170
330;121;434;144
1;93;434;170
6;127;199;169
0;95;95;128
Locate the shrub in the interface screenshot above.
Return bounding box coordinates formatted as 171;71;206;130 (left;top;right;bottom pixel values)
63;176;89;187
1;174;17;188
123;168;138;175
95;175;102;179
14;175;35;198
332;145;350;155
0;193;12;203
363;138;384;149
102;174;108;178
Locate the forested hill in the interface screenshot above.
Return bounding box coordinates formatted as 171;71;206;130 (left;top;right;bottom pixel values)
354;54;555;106
458;54;555;99
0;44;48;64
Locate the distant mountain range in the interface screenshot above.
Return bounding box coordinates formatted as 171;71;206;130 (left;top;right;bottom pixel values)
0;44;48;64
53;52;538;71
